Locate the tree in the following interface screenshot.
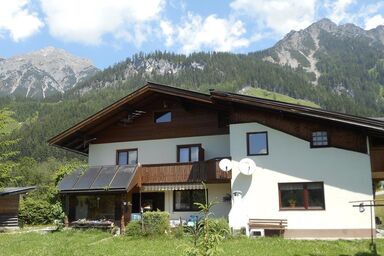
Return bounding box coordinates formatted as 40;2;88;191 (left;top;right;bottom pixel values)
0;110;20;187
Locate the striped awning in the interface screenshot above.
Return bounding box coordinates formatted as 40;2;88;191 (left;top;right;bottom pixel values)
142;183;204;192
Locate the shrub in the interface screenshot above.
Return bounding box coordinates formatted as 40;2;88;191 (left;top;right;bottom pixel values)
19;199;64;225
142;211;170;236
18;186;64;225
125;221;142;236
208;218;230;238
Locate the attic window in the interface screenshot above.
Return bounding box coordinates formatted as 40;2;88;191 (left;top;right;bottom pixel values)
311;131;329;147
154;111;172;123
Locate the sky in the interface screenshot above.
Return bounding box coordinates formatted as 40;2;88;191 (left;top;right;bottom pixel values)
0;0;384;69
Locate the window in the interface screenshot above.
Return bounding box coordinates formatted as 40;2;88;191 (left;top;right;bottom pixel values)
174;190;205;211
279;182;325;210
247;132;268;156
177;144;203;163
311;131;329;147
116;149;138;165
154;111;172;123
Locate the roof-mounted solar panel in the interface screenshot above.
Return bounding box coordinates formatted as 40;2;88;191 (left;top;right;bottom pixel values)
72;167;101;190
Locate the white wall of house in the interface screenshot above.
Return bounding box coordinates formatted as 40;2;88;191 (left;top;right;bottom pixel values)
229;122;374;237
88;134;230;166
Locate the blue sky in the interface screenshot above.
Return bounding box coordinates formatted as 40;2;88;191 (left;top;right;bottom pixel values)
1;0;383;69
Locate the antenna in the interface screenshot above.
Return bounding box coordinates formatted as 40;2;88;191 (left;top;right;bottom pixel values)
219;158;232;172
239;158;257;175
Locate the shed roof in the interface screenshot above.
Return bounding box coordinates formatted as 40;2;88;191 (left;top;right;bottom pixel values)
0;186;36;196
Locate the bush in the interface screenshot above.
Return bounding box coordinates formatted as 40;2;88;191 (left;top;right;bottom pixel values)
18;186;64;225
142;211;170;236
208;218;230;238
19;199;64;225
125;221;142;236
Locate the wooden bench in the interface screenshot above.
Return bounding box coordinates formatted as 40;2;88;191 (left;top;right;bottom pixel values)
248;218;287;237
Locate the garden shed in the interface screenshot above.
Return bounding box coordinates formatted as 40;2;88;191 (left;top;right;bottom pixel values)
0;187;35;229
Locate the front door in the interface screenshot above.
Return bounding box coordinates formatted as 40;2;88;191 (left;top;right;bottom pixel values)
132;192;165;213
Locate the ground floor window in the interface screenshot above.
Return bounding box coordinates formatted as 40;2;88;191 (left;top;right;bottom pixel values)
278;182;325;210
173;189;205;211
132;192;165;213
69;195;118;221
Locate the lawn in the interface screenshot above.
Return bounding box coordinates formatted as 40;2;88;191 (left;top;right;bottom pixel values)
0;229;383;256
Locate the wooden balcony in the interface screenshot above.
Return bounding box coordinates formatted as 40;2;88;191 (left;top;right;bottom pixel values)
140;158;231;184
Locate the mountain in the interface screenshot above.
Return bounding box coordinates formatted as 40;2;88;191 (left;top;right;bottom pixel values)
261;19;384;101
0;47;99;98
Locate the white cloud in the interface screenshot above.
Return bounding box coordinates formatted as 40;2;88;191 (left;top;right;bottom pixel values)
230;0;316;35
0;0;43;41
160;20;174;47
169;13;249;53
40;0;164;45
365;14;384;30
324;0;355;24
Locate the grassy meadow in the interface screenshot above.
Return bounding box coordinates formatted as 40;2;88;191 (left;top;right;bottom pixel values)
0;229;382;256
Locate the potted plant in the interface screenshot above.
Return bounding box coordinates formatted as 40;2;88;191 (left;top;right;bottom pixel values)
288;198;296;207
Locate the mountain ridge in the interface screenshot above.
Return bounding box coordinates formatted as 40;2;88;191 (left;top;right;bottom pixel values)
0;47;99;98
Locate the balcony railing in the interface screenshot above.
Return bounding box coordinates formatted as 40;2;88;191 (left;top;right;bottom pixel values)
140;158;231;184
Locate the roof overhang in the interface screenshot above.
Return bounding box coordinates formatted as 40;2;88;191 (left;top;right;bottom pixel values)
210;91;384;134
48;82;384;156
48;82;214;155
0;186;36;196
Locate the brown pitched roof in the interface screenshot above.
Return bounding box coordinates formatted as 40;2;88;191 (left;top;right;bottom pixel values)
48;82;384;155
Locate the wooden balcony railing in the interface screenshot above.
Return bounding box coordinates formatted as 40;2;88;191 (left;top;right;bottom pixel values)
140;158;231;184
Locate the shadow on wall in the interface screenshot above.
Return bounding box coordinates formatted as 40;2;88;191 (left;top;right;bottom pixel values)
232;172;252;197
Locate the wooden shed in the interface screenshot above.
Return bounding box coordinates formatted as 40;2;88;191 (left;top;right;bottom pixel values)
0;187;35;229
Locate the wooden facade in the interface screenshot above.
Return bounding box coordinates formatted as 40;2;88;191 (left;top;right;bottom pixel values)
230;106;367;153
93;96;228;144
140;158;231;184
0;187;35;229
0;195;19;228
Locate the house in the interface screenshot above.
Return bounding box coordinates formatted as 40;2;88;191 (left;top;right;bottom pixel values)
0;187;35;229
49;82;384;238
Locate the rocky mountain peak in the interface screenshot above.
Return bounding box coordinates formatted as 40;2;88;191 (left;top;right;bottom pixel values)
309;18;337;32
262;19;384;85
0;47;99;98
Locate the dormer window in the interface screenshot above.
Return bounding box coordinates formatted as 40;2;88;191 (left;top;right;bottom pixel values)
154;111;172;123
311;131;329;147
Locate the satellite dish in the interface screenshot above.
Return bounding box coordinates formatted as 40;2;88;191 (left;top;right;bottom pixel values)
219;158;232;172
239;158;257;175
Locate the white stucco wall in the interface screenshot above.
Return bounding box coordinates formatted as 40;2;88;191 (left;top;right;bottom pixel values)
88;134;230;166
229;122;374;233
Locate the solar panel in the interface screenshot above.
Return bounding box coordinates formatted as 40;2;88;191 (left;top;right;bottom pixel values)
72;167;102;190
90;166;118;190
58;169;83;191
110;165;136;189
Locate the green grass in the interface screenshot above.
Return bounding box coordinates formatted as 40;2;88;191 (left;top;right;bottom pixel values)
242;87;321;108
0;229;383;256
